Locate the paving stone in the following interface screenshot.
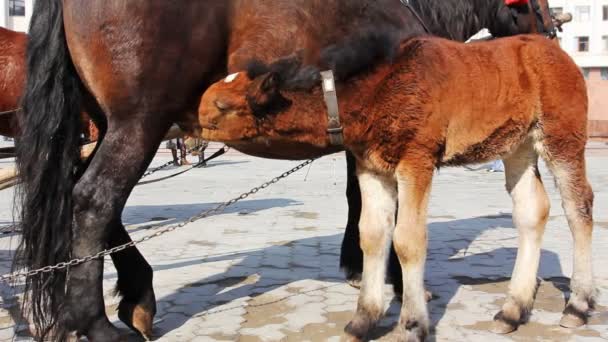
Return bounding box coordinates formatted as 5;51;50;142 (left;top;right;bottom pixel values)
0;144;607;341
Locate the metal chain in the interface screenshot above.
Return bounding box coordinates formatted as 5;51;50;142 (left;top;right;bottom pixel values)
140;144;210;179
0;145;226;236
0;159;315;283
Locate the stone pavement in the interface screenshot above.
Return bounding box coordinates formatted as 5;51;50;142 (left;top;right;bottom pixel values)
0;142;607;341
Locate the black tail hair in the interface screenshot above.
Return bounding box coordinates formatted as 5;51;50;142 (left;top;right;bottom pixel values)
14;0;83;339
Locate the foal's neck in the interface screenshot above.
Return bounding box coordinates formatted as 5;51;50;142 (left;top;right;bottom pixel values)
258;70;388;153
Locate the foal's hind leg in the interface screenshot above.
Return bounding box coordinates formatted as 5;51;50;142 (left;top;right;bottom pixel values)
391;162;433;342
344;165;397;340
544;151;595;328
493;140;550;334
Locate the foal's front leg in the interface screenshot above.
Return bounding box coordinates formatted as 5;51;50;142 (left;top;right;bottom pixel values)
345;165;397;341
391;162;433;341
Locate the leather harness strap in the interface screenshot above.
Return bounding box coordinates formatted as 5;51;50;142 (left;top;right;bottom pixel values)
399;0;431;34
320;70;344;146
529;0;557;38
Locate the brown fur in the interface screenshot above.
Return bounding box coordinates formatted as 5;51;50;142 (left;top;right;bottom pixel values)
0;27;26;137
200;35;587;171
0;27;98;140
199;34;594;339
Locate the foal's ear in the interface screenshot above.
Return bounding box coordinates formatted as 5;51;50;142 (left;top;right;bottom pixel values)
247;72;280;108
259;72;281;93
247;72;291;117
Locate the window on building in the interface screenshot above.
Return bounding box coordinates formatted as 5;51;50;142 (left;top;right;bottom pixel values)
603;5;608;21
581;68;590;80
551;7;563;17
9;0;25;16
577;36;590;52
575;6;591;22
601;68;608;81
603;36;608;52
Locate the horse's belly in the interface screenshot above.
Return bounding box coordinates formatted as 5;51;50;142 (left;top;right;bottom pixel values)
440;109;536;166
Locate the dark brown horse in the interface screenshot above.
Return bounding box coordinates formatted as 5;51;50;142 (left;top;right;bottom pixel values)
15;0;559;340
197;32;592;341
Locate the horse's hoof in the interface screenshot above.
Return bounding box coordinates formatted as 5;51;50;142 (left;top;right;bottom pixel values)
559;313;585;328
559;307;587;329
344;312;376;341
388;320;428;342
118;303;154;341
491;315;518;334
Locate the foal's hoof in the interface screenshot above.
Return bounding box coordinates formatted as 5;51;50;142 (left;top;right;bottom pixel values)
389;320;428;342
559;306;588;328
344;314;375;341
492;311;519;334
118;303;154;341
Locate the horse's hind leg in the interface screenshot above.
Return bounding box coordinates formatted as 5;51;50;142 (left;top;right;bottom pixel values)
82;93;156;340
493;139;550;334
543;145;595;328
109;220;156;340
391;162;434;342
65;119;170;340
344;164;397;340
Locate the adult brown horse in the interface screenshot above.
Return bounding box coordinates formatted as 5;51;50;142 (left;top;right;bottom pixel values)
14;0;560;340
198;33;592;341
0;27;26;138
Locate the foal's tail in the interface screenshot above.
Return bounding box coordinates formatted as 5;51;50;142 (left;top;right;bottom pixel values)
14;0;83;338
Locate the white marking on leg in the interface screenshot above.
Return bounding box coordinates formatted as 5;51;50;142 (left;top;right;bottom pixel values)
357;167;397;319
393;167;433;337
503;151;549;315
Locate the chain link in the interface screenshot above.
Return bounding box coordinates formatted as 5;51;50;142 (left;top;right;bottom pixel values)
0;145;224;235
0;159;314;283
140;144;206;179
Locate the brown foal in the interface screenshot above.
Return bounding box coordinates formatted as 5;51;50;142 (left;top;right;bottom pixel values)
198;34;594;341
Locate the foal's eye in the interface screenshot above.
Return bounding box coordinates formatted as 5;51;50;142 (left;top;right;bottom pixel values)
214;100;231;111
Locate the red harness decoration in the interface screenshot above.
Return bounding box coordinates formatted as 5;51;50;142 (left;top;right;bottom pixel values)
505;0;529;5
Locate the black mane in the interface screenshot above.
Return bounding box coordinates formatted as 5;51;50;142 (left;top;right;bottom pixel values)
245;28;401;92
410;0;519;39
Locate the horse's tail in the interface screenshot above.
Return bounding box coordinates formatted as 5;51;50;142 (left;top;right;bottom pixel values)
14;0;83;338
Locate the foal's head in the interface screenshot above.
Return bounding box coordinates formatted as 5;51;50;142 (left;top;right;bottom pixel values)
199;59;306;142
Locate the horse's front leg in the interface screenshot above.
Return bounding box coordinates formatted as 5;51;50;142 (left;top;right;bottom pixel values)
65;118;170;341
341;152;404;296
391;161;434;342
344;163;397;341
